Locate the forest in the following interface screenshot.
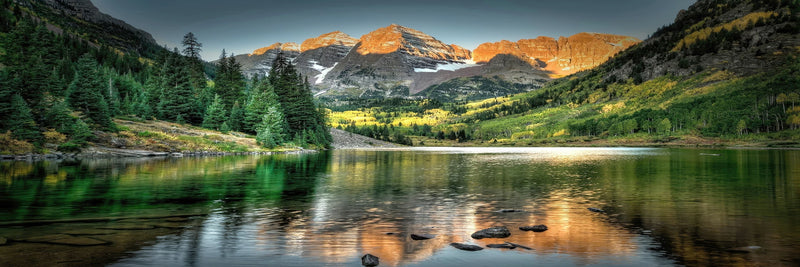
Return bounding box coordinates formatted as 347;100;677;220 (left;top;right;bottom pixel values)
0;0;330;155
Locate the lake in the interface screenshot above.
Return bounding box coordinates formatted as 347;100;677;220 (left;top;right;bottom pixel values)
1;148;798;266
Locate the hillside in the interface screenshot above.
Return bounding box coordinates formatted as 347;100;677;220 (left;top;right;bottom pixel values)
332;0;800;147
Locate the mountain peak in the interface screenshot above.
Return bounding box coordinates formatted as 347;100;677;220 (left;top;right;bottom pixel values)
355;24;470;60
251;42;300;56
301;31;358;52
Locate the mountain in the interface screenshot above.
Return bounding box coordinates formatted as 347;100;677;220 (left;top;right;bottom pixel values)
441;0;800;143
232;24;640;101
472;33;640;77
17;0;161;56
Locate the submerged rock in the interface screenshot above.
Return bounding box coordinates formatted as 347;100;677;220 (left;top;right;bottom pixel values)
22;234;111;246
410;234;435;240
505;242;532;250
361;253;380;266
519;224;548;232
471;226;511;239
487;243;516;249
497;209;524;213
587;207;605;213
450;242;484;251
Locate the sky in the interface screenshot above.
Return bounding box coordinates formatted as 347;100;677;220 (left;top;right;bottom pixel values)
91;0;696;61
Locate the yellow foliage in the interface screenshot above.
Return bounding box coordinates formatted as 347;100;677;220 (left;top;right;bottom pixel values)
702;70;736;83
511;131;535;140
42;129;67;144
0;131;34;155
673;11;777;52
600;101;626;114
552;129;569;137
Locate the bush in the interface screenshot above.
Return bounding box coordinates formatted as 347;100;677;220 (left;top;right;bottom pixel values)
0;131;35;155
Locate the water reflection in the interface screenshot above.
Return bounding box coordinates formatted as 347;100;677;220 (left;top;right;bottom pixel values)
1;148;799;266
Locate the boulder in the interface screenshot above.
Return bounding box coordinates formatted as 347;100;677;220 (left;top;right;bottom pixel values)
450;242;484;251
361;253;380;266
471;226;511;239
519;224;548;232
410;233;435;240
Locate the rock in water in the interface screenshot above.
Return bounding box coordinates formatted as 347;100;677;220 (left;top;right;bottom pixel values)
588;207;605;213
361;254;380;266
0;236;7;245
505;242;532;250
487;243;516;249
410;233;435;240
519;224;548;232
450;243;484;251
471;226;511;239
498;209;523;213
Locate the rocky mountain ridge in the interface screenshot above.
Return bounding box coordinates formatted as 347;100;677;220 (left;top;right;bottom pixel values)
225;24;640;100
25;0;159;54
473;33;640;76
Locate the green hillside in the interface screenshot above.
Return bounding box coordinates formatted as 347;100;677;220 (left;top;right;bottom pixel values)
332;0;800;147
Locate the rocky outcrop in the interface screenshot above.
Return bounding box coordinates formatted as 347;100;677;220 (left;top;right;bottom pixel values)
252;42;300;56
227;44;301;77
473;33;640;76
301;31;358;52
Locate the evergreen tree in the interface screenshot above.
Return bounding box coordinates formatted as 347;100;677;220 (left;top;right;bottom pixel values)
243;79;280;134
256;106;286;148
268;52;330;147
227;101;244;132
202;94;227;130
67;55;114;130
182;32;206;90
43;99;74;134
158;51;197;122
8;94;40;141
214;50;246;109
181;32;203;59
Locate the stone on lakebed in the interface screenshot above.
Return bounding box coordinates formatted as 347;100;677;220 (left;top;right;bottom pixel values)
471;226;511;239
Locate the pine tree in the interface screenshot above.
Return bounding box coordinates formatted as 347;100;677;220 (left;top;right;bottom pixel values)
182;32;206;90
227;101;244;132
243;79;280;134
268;52;330;147
8;94;40;141
158;51;197;122
202;94;227;130
256;106;286;148
67;55;114;130
181;32;203;59
214;50;245;109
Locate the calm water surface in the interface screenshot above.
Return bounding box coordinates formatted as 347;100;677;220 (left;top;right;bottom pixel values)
1;148;799;266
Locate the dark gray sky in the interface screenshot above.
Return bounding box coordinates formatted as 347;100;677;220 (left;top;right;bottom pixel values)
91;0;696;61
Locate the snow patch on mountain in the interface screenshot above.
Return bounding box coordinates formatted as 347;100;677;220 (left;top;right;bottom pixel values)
310;61;338;84
414;61;479;73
